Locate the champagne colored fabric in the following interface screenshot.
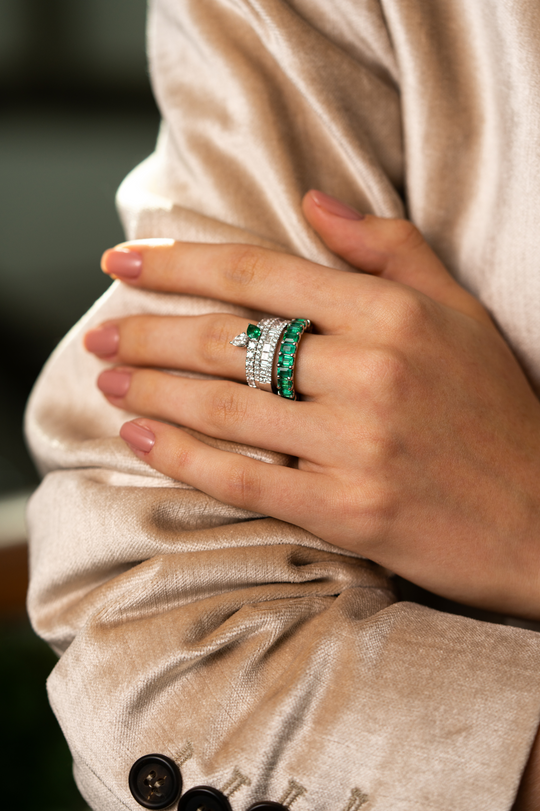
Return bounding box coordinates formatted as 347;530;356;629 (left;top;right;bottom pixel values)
25;1;540;809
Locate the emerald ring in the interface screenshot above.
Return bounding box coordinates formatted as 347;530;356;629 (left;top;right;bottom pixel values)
230;317;311;399
275;318;311;400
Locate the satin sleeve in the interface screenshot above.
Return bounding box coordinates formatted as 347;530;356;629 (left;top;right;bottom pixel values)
25;1;540;809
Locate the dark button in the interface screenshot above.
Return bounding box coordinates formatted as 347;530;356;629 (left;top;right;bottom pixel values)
129;754;182;809
178;786;232;811
246;804;289;811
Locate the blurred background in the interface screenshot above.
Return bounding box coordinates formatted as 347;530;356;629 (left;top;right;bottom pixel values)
2;3;538;810
0;0;159;807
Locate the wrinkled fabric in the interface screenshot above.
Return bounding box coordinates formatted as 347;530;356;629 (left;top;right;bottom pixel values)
25;1;540;809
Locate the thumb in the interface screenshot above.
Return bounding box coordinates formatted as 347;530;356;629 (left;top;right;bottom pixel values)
302;190;491;325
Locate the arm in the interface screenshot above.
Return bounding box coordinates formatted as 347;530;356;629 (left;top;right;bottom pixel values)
26;0;540;809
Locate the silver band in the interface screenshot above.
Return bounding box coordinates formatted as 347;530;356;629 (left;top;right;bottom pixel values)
230;318;293;392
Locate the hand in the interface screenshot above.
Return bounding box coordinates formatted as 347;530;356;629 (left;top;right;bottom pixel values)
85;190;540;619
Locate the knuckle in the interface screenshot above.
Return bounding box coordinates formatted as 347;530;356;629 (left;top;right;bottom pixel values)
389;218;425;253
362;346;409;394
170;444;196;472
386;288;431;339
223;245;269;288
359;484;398;544
204;383;248;430
199;315;234;365
223;462;262;508
331;482;396;547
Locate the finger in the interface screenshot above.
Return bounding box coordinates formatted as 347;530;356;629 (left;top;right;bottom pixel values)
100;239;380;332
98;368;332;461
85;314;331;397
119;417;331;530
302;190;492;325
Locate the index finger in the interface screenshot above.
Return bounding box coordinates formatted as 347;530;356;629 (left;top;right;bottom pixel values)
101;240;380;332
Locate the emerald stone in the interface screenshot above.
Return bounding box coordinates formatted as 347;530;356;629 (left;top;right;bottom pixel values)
281;344;295;355
288;325;302;335
246;324;262;340
279;356;294;367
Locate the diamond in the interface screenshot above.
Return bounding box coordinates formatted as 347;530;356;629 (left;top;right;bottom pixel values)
230;332;249;347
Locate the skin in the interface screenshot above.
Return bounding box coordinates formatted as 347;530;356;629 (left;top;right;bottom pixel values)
85;190;540;803
86;191;540;619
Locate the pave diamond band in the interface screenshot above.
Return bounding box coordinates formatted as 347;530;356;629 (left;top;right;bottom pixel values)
254;318;289;392
231;317;311;398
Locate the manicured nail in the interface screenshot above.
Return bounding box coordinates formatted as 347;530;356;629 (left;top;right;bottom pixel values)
102;248;143;279
84;325;119;357
97;369;131;397
120;421;155;453
310;190;364;221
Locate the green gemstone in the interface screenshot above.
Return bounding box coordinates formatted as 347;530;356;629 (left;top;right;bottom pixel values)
288;325;302;335
246;324;262;340
281;344;295;355
279;356;294;367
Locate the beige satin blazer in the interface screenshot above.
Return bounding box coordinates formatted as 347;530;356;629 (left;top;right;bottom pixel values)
26;1;540;809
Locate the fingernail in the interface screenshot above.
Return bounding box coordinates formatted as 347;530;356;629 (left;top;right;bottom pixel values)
85;325;119;357
310;190;364;220
102;248;143;279
97;369;131;397
120;421;155;453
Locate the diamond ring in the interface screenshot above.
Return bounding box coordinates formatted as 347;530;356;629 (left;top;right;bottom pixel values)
230;317;311;399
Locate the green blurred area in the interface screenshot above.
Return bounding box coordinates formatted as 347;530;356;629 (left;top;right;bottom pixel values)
0;0;160;498
0;618;89;810
0;1;160;808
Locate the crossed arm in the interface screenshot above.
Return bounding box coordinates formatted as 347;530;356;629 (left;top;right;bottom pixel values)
85;189;540;624
64;187;540;808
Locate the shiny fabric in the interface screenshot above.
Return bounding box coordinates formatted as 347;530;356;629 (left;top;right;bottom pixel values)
25;1;540;809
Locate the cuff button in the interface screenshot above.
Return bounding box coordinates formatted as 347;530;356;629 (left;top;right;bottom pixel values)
129;754;182;809
178;786;232;811
246;804;289;811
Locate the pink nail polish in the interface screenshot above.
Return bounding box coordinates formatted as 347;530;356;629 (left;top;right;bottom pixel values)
102;248;143;279
310;190;364;221
97;369;131;397
120;421;155;453
85;325;119;357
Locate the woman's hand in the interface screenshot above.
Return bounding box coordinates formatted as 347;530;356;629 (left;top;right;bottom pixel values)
85;190;540;619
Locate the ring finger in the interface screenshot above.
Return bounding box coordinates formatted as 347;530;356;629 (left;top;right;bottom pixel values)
85;313;331;398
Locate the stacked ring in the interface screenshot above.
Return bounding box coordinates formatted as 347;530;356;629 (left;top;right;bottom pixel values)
230;317;311;400
275;318;311;400
254;318;289;392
